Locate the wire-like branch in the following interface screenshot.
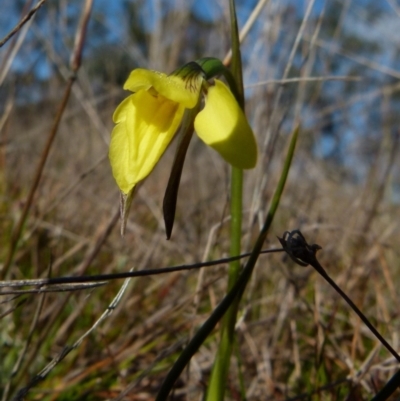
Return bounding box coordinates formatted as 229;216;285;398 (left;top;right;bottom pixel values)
0;248;283;291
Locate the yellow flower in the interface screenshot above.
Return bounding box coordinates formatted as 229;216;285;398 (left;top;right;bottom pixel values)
109;66;257;195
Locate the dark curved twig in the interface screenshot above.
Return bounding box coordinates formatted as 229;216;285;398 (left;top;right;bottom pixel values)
0;248;284;290
278;229;400;364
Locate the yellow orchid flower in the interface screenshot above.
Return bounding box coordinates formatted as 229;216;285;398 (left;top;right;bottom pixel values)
109;64;257;196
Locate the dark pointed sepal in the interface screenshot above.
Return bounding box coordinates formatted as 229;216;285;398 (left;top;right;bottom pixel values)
163;107;198;239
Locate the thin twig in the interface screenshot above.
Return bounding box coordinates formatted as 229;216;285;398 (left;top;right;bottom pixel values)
307;36;400;80
69;0;93;72
1;77;75;279
0;0;48;48
0;248;284;289
1;0;92;279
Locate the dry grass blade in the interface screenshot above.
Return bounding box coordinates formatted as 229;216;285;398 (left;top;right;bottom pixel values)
0;298;26;319
245;75;362;87
2;291;46;401
11;274;132;401
1;78;76;279
1;0;94;279
0;282;106;296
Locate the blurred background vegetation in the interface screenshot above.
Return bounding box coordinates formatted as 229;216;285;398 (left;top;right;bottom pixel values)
1;0;400;399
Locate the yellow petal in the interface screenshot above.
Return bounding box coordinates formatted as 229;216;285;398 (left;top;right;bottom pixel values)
112;95;131;124
123;69;201;109
109;90;185;194
194;80;257;169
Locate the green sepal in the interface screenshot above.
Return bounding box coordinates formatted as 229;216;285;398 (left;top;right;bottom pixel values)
169;61;205;80
196;57;242;106
195;57;227;80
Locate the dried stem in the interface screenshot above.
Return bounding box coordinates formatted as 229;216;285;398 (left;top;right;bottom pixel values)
0;0;48;48
0;248;284;291
1;0;93;279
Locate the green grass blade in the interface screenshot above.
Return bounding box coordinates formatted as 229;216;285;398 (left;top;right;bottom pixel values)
206;166;243;401
228;0;244;107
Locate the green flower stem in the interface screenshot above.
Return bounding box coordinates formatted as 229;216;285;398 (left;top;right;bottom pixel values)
228;168;243;291
206;166;243;400
203;1;246;397
205;1;245;397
